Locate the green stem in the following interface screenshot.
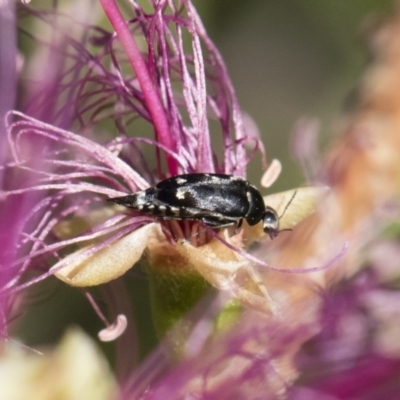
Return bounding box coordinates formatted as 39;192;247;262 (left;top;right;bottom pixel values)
146;262;211;340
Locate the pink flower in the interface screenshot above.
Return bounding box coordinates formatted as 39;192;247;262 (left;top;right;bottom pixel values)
0;1;363;398
2;0;325;315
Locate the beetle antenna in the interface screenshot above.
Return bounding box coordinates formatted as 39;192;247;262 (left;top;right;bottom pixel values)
278;190;297;220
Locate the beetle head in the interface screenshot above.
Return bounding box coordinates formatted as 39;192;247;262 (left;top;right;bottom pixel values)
262;206;280;239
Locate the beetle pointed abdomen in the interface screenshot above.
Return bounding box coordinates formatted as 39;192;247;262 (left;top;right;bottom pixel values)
108;188;156;210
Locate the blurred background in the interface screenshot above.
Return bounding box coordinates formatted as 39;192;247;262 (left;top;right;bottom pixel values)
194;0;392;191
14;0;394;358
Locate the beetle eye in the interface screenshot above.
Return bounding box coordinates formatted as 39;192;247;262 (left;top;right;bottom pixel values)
262;207;279;238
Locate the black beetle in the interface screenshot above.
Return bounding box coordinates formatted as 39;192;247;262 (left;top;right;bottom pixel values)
108;173;280;239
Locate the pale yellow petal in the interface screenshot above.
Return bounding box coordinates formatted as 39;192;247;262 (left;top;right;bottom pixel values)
176;236;245;290
176;235;277;314
0;330;117;400
53;223;164;286
264;186;329;229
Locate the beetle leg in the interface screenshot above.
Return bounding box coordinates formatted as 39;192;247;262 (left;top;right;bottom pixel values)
200;217;236;230
234;218;243;234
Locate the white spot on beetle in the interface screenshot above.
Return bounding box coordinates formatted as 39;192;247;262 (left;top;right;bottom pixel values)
176;188;186;199
135;192;147;205
169;206;180;215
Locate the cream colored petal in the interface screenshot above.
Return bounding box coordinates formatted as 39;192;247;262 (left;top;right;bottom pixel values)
176;237;245;290
176;235;277;315
53;223;164;286
0;330;117;400
265;186;329;229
